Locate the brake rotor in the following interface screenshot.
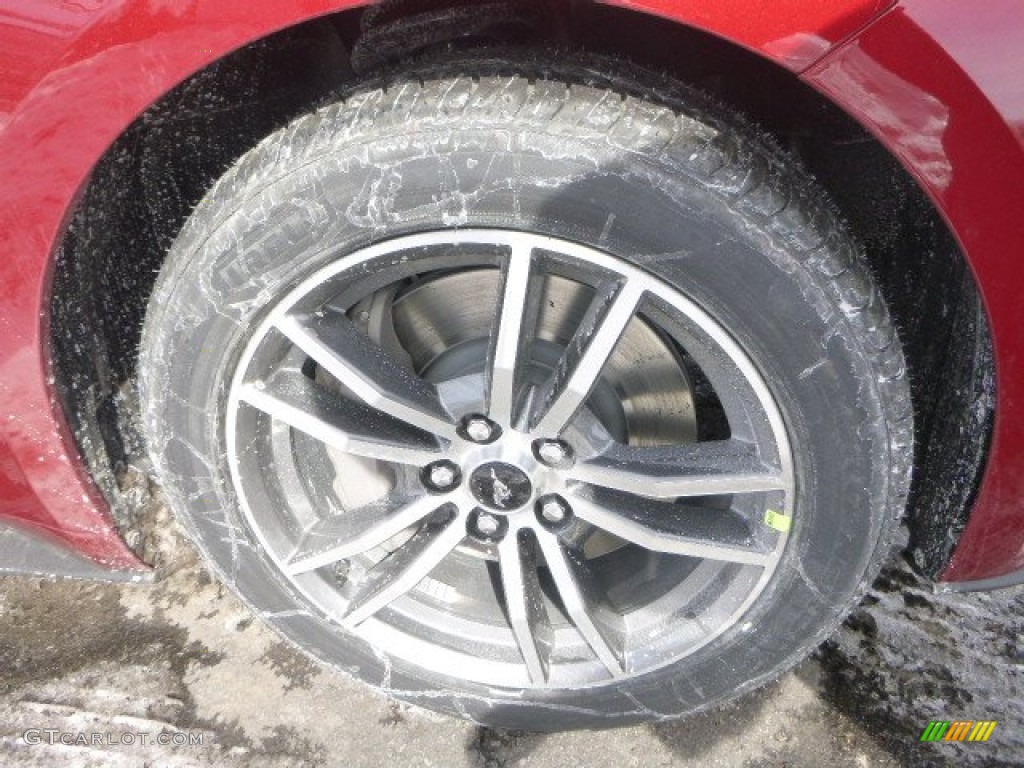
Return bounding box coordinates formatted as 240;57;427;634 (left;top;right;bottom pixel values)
390;268;697;446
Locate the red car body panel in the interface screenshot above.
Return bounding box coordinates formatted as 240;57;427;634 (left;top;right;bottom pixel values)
804;0;1024;582
0;0;1020;581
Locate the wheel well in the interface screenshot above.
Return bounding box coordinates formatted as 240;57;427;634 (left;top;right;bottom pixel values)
50;0;994;578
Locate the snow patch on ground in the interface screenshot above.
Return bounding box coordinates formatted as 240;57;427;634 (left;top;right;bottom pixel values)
817;555;1023;766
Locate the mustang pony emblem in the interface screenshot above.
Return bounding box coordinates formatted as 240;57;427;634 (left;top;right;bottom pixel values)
489;468;513;508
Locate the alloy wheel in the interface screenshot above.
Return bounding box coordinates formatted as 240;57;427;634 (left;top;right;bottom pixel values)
225;229;794;688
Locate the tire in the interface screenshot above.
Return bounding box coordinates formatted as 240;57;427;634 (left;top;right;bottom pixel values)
139;56;912;730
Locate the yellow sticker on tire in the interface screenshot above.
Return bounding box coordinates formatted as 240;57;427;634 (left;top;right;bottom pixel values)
764;509;792;532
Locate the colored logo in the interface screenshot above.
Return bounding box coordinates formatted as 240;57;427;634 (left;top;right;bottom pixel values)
920;721;997;742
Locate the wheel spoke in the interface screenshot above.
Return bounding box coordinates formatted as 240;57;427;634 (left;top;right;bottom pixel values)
341;509;465;628
275;311;457;440
567;440;785;499
530;280;645;436
285;495;445;575
568;490;772;566
497;531;553;684
238;369;444;467
535;533;623;677
486;241;540;426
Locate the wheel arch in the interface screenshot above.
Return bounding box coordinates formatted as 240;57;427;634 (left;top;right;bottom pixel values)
26;1;993;578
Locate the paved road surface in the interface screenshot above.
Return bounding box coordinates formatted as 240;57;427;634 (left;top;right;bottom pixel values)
0;528;1019;767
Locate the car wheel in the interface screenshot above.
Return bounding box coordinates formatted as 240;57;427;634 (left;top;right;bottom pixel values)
139;57;912;730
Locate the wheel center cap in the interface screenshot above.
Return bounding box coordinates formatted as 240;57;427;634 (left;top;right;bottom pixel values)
469;462;533;512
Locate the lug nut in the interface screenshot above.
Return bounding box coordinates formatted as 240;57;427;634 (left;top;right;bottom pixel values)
423;460;460;492
534;439;574;467
475;512;501;537
541;498;568;523
464;417;494;443
537;495;572;526
430;465;456;487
